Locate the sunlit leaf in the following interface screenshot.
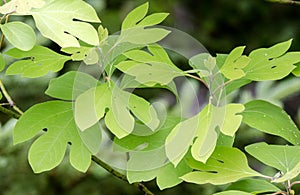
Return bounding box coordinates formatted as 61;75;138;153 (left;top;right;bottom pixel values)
181;147;262;185
0;53;5;71
138;13;169;27
214;191;253;195
0;0;45;14
0;22;36;51
226;178;280;194
220;46;250;80
121;2;149;30
61;46;94;61
244;39;300;81
13;101;92;173
45;71;98;100
292;62;300;76
30;0;100;48
241;100;300;145
6;46;70;78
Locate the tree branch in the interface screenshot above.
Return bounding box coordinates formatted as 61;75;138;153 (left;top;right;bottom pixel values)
91;155;154;195
267;0;300;5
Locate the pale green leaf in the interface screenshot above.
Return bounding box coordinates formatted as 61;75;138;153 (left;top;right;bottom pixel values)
241;100;300;145
5;46;70;78
98;25;108;46
31;0;100;48
61;46;93;61
78;123;102;155
189;53;214;79
0;22;36;51
182;147;262;185
226;178;280;194
137;13;169;27
214;191;253;195
121;2;149;30
220;104;245;136
0;0;45;14
14;101;92;173
120;27;170;45
246;142;300;174
272;161;300;183
45;71;98;100
244;39;300;81
0;53;5;71
83;47;99;65
220;46;250;80
75;82;159;139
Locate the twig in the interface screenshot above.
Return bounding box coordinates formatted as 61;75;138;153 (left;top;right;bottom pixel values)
0;105;21;119
0;80;23;115
267;0;300;5
185;73;208;88
91;155;154;195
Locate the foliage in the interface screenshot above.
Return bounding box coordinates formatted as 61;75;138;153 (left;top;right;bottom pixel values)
0;0;300;194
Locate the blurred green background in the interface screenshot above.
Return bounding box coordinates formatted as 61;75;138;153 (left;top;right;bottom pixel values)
1;0;300;194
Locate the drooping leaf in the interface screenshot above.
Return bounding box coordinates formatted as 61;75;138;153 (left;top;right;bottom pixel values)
226;178;280;194
75;82;160;139
213;191;253;195
5;46;70;78
220;46;250;80
116;45;183;86
246;142;300;174
45;71;98;100
0;0;45;14
0;22;36;51
241;100;300;145
30;0;100;48
13;101;92;173
243;39;300;81
0;53;5;71
181;147;262;185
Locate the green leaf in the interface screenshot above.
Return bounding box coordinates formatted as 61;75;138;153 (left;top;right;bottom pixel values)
78;123;102;155
220;46;250;80
0;22;36;51
121;2;149;30
246;142;300;174
226;178;280;194
61;46;93;61
83;47;99;65
5;46;70;78
13;101;92;173
0;53;5;71
98;25;108;46
45;71;98;100
244;39;300;81
116;45;183;86
214;191;253;195
241;100;300;145
272;161;300;183
137;13;169;27
0;91;2;100
0;0;45;14
181;146;262;185
292;62;300;76
31;0;100;48
75;82;160;139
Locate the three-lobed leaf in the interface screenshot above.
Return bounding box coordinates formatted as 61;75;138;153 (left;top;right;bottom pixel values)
14;101;92;173
5;46;70;77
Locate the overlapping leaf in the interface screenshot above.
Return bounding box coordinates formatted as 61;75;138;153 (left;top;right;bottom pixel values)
166;103;244;166
243;39;300;81
0;0;45;15
0;22;36;51
29;0;100;48
246;142;300;182
116;45;183;86
75;81;160;139
181;147;262;185
241;100;300;145
13;101;93;173
5;46;70;77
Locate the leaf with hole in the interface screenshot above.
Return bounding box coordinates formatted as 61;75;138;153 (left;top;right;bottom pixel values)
13;101;92;173
181;146;262;185
241;100;300;145
243;39;300;81
0;22;36;51
30;0;100;48
5;46;70;78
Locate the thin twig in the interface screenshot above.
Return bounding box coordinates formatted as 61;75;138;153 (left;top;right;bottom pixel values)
267;0;300;5
0;105;21;119
0;80;23;115
91;155;154;195
185;73;208;88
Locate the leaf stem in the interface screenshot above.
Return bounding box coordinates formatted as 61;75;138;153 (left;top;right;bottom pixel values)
185;73;208;88
0;104;21;119
267;0;300;5
91;155;154;195
0;15;9;50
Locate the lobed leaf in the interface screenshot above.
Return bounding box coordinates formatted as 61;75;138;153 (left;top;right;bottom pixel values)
13;101;92;173
241;100;300;145
5;46;70;78
121;2;149;30
0;0;45;15
30;0;100;48
0;22;36;51
182;146;262;185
